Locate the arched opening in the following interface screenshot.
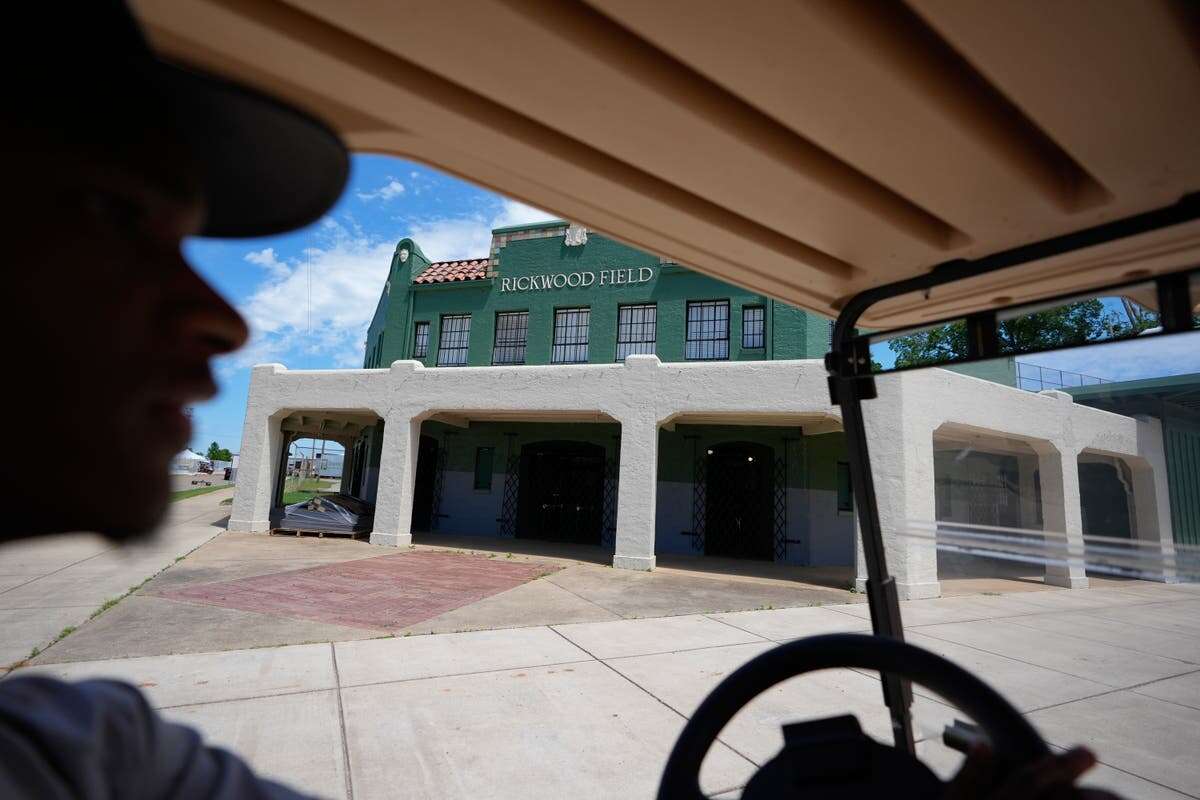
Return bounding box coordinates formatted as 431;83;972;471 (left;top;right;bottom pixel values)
411;434;440;531
517;440;605;544
704;441;775;559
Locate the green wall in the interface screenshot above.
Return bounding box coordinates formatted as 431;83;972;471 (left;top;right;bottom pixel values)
365;225;830;368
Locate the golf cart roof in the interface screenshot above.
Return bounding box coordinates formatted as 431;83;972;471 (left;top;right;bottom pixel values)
132;0;1200;326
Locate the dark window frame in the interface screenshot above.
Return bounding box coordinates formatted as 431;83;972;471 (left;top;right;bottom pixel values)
837;461;853;512
551;306;591;364
616;303;657;360
473;446;495;491
436;313;472;366
685;299;730;361
491;310;529;365
412;321;430;359
742;305;765;349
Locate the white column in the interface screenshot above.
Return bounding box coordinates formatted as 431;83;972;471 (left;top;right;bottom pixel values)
369;410;421;548
860;374;940;599
1035;442;1088;588
613;409;660;571
1131;416;1178;582
229;365;287;533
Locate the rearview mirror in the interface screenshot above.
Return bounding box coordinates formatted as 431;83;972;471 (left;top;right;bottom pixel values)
860;270;1197;375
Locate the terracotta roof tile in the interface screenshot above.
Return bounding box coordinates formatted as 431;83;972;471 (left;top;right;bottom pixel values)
412;259;491;284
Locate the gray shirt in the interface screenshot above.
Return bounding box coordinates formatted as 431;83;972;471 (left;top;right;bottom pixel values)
0;676;314;799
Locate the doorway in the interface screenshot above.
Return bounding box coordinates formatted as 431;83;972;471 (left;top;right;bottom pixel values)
1079;461;1133;539
411;435;439;531
705;441;774;559
517;440;605;545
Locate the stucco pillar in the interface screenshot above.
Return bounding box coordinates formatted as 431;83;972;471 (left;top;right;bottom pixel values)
612;407;660;571
857;375;940;600
229;365;287;533
1131;416;1178;582
1034;442;1088;589
369;410;421;548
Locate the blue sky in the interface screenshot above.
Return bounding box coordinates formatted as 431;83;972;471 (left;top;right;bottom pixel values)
184;153;557;454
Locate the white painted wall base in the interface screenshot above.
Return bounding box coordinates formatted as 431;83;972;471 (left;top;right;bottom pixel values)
613;554;655;570
1044;573;1089;589
228;518;270;533
370;532;412;547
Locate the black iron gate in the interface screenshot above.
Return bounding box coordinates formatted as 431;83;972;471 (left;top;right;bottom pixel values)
686;451;790;561
497;455;520;538
516;442;606;545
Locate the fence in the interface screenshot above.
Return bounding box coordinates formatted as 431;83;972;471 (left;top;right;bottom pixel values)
1015;362;1109;393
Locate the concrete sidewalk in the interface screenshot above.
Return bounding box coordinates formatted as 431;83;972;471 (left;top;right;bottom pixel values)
18;580;1200;799
0;488;233;669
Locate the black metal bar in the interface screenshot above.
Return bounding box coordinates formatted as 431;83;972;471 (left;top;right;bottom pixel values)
1158;271;1194;334
827;194;1200;754
833;193;1199;346
832;371;915;753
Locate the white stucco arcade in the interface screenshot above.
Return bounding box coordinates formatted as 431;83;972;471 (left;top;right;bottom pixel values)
230;357;1176;599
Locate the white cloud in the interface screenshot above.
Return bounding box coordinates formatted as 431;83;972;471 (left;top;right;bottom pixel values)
244;247;289;279
231;219;393;370
227;199;560;372
356;178;406;202
404;199;558;262
492;199;559;229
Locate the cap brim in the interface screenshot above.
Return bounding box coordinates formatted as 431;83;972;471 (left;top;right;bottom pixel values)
159;60;349;239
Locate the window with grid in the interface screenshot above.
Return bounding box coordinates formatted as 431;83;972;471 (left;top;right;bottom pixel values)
412;321;429;358
492;311;528;364
685;300;730;360
742;306;765;349
616;303;656;360
551;307;590;363
436;314;471;366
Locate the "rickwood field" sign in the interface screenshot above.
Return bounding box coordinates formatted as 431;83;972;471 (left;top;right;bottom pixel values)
499;266;655;293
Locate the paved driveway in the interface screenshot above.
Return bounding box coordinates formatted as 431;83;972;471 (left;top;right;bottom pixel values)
18;581;1200;799
0;489;233;668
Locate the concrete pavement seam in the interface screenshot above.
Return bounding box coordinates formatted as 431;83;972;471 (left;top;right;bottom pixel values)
1021;666;1200;718
329;643;355;800
909;625;1192;691
545;625;762;773
0;548;116;597
700;612;790;643
540;574;626;618
999;615;1200;667
1043;741;1200;799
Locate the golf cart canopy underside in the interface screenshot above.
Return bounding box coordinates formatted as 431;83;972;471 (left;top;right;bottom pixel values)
133;0;1200;327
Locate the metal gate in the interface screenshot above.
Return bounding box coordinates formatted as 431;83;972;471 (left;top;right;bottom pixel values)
516;443;606;545
497;454;520;538
686;453;789;561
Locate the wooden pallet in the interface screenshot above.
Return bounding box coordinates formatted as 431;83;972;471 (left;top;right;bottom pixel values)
268;527;368;540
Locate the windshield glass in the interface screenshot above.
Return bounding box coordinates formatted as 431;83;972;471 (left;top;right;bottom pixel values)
860;327;1200;796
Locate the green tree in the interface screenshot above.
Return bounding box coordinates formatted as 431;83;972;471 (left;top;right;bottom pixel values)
888;299;1155;369
206;441;233;462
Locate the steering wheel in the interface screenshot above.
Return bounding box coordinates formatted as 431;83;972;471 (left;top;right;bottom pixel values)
657;633;1049;799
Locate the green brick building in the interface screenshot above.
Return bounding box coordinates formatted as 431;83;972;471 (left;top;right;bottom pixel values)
355;220;857;564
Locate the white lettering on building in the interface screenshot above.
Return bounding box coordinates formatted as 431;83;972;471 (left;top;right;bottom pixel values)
500;266;656;293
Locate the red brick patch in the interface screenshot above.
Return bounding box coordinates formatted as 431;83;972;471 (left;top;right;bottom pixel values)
153;551;558;632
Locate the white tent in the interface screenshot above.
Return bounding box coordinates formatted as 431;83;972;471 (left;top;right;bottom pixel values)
170;449;207;474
